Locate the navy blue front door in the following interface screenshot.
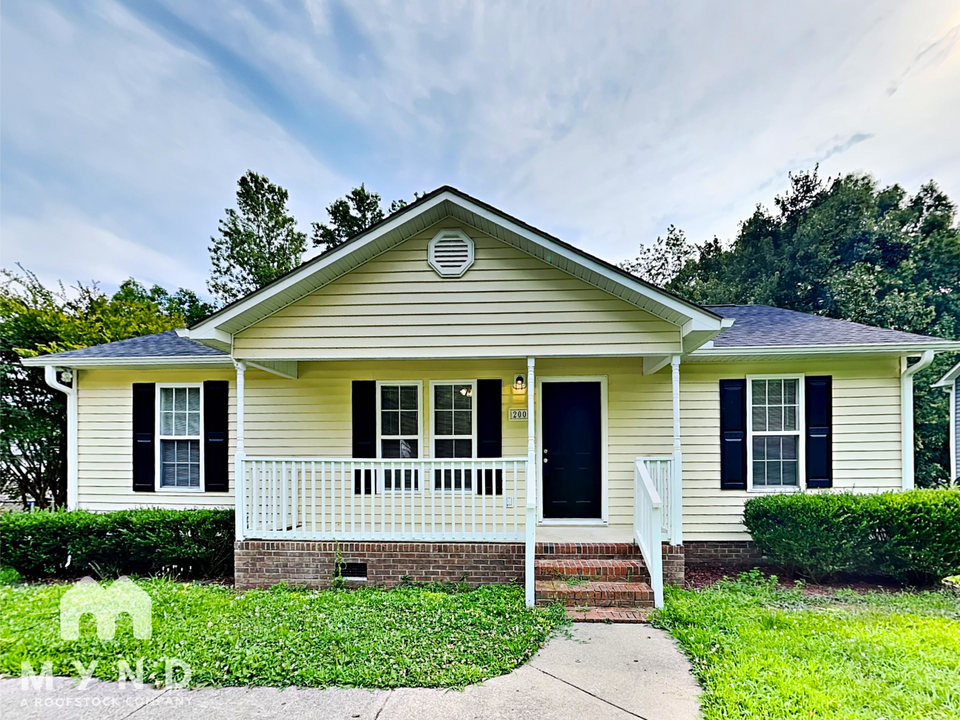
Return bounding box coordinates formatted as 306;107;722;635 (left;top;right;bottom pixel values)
541;381;602;519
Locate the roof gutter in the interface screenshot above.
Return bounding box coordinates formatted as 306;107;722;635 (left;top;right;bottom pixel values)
22;355;231;368
44;366;78;510
691;341;960;358
900;350;935;491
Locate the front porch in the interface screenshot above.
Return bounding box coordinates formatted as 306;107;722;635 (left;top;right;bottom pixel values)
231;356;685;609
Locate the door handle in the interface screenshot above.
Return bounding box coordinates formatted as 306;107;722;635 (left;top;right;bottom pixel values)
543;458;548;464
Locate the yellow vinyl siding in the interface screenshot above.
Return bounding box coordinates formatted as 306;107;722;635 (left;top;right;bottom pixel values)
233;221;681;360
680;358;902;541
76;369;235;511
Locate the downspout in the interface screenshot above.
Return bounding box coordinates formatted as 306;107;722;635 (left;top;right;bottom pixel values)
44;366;78;510
900;350;934;490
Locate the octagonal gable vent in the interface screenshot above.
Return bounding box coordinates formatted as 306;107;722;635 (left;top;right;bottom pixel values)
428;229;475;278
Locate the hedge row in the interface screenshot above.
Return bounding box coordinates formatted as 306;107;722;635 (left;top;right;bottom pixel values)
743;489;960;585
0;508;234;579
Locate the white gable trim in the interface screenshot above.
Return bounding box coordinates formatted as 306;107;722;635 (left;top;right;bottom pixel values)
933;360;960;388
184;188;723;346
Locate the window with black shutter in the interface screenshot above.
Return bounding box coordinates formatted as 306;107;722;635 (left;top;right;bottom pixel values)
132;383;156;492
719;379;747;489
805;376;833;488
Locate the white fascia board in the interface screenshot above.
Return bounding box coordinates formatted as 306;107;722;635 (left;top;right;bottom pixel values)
21;355;232;368
458;196;723;331
691;341;960;358
185;190;722;339
185;193;451;336
933;361;960;388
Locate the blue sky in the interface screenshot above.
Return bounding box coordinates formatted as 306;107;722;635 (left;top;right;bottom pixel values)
2;0;959;298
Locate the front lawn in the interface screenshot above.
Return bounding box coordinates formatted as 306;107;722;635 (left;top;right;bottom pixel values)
0;579;565;688
654;572;960;720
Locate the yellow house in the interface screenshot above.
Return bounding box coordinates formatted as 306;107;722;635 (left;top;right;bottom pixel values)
24;187;960;618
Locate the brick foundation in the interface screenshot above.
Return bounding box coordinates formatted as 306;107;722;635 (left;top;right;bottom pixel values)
235;540;524;590
684;541;765;568
661;543;686;586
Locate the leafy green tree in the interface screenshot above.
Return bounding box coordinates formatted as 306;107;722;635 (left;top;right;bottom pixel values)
208;171;307;305
312;186;424;253
625;168;960;485
113;280;215;326
0;268;185;508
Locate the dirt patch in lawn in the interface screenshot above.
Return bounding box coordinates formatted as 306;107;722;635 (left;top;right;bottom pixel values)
684;566;904;595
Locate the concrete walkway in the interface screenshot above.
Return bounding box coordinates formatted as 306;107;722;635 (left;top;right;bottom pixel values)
2;625;700;720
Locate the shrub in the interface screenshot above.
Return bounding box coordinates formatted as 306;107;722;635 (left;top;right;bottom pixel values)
743;489;960;585
0;508;234;580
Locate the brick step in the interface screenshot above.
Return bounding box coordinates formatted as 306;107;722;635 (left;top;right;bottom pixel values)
566;607;651;624
535;542;642;559
535;580;655;608
535;558;649;583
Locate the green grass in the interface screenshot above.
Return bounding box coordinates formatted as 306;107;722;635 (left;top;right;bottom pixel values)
653;571;960;719
0;579;566;689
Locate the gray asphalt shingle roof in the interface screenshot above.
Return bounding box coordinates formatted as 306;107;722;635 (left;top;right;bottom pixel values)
25;305;949;364
32;330;226;361
707;305;946;348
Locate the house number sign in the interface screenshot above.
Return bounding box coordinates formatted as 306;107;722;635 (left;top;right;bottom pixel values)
509;408;528;421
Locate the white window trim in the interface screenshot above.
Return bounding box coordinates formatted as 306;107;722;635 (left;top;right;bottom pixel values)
429;380;478;492
155;383;204;492
375;381;423;492
746;374;805;493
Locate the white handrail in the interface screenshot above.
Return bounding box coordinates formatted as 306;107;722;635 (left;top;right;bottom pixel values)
634;459;664;608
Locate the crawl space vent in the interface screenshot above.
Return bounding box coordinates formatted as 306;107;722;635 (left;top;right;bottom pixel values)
428;229;475;277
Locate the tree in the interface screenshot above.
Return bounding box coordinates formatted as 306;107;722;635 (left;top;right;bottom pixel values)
312;186;425;253
624;168;960;485
0;268;185;508
208;171;307;305
113;280;216;326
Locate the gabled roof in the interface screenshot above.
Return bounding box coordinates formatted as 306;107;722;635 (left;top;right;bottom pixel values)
706;305;955;349
183;186;726;351
934;360;960;388
21;330;229;367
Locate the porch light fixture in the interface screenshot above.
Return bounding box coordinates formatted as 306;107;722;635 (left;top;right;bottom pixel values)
513;374;526;392
459;386;473;397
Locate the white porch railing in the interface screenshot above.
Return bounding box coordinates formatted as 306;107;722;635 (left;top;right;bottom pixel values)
239;457;527;542
640;457;674;541
634;459;664;608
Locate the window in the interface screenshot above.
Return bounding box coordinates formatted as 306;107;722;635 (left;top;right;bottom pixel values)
158;385;202;489
377;383;420;490
748;376;802;489
432;382;475;490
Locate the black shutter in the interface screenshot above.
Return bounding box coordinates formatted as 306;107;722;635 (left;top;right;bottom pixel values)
352;380;377;493
476;379;502;458
805;376;833;488
132;383;155;492
203;381;230;492
719;379;747;490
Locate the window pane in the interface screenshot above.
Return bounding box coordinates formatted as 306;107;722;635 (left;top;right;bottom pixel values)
188;388;200;411
783;406;797;432
162;439;176;463
782;436;798;460
187;411;200;436
752;406;766;432
454;410;471;435
434;385;453;410
768;406;783;432
381;439;401;458
767;461;782;486
400;439;418;458
400;411;418;435
381;386;399;410
160;388;173;411
435;439;454;458
752;436;765;460
160;439;200;488
454;385;472;409
768;380;783;405
782;460;798;485
174;388;186;411
784;380;797;405
766;437;781;460
753;461;766;485
160;412;173;436
435;410;453;436
752;380;766;405
453;439;472;458
400;386;418;410
381;411;399;436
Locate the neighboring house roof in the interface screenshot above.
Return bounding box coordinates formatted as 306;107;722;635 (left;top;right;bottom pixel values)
21;330;229;368
934;360;960;388
182;186;727;353
706;305;953;349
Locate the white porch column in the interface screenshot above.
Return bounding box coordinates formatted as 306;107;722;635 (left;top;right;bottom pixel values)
670;355;683;545
234;360;246;541
525;356;537;607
